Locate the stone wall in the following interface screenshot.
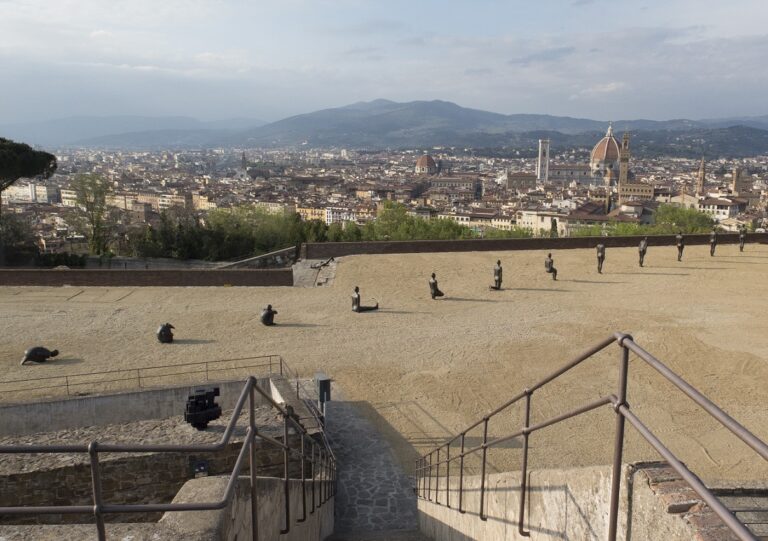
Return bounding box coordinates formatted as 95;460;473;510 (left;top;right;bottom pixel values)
302;233;768;259
160;476;335;541
0;436;303;526
0;378;272;436
418;462;751;541
0;268;293;287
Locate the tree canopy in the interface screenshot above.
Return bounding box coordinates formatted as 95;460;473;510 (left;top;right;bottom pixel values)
0;138;57;190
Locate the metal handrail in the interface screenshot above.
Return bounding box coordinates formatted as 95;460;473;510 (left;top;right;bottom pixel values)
0;354;286;398
415;332;767;541
0;376;337;540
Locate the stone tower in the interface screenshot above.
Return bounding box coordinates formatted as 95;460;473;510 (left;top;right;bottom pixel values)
696;158;706;197
618;132;630;187
731;165;750;196
536;139;550;182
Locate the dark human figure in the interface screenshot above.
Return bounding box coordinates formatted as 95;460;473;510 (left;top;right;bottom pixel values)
544;253;557;280
709;229;718;257
676;233;685;262
739;226;747;252
20;347;59;365
157;323;174;343
596;244;606;274
260;305;278;326
429;273;444;299
352;286;379;312
490;260;503;290
638;237;648;267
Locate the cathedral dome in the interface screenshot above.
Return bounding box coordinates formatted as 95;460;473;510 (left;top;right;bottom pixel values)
590;124;621;182
415;154;437;174
591;124;620;164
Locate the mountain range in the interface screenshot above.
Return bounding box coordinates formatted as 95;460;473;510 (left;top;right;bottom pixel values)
3;100;768;157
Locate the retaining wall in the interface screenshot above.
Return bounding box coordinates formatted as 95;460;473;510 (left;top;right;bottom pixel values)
0;378;271;436
302;233;768;259
0;438;301;526
418;462;748;541
0;268;293;287
160;476;334;541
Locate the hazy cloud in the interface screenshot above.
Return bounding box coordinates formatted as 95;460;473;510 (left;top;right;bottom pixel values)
508;46;576;66
2;0;768;124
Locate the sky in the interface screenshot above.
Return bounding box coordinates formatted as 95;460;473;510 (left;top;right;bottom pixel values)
1;0;768;124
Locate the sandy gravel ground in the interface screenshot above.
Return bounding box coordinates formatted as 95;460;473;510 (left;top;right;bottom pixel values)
1;243;767;484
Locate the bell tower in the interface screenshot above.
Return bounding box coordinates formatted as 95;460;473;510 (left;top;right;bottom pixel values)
696;158;705;197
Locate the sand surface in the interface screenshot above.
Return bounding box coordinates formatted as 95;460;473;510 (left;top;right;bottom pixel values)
1;243;767;483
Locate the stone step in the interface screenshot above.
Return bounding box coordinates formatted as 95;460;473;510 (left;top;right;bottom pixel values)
715;489;768;538
327;529;431;541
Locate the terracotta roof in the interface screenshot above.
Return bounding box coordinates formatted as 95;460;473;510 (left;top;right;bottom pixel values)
590;131;620;164
415;155;436;168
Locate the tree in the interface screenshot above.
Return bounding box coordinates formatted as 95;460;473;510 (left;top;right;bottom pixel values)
0;138;57;265
0;138;57;214
653;204;714;233
69;173;113;255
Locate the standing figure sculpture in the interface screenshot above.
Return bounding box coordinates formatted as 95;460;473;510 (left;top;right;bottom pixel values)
739;226;747;252
157;323;175;344
490;260;503;290
20;347;59;365
709;229;718;257
544;253;558;281
676;232;685;262
638;237;649;267
352;286;379;312
429;273;444;299
596;243;606;274
260;305;278;326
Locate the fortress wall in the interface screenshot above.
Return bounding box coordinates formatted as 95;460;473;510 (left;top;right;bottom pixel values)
0;378;273;436
0;268;293;287
418;462;742;541
160;476;335;541
303;233;768;259
0;437;303;527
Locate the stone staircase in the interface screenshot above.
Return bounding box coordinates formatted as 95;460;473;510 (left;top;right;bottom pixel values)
716;489;768;540
324;399;429;541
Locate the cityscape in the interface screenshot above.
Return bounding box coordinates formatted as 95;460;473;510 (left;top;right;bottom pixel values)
3;121;767;263
1;1;767;540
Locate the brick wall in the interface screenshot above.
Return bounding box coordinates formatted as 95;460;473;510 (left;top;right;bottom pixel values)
302;233;768;259
0;269;293;287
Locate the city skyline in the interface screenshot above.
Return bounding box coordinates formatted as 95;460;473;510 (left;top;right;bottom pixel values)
2;0;768;124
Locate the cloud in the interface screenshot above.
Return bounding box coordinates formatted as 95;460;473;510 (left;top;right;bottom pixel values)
508;46;576;66
569;82;628;100
89;29;112;39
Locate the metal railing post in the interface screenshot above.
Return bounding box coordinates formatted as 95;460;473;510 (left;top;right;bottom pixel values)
298;434;306;522
427;452;432;501
445;443;451;508
66;376;70;396
479;417;489;521
608;339;630;541
310;442;316;514
88;442;106;541
248;380;259;541
280;412;290;534
280;357;283;376
435;447;441;505
518;391;532;537
458;433;466;513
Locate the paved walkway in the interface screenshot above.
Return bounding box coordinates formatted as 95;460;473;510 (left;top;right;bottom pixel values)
325;400;426;538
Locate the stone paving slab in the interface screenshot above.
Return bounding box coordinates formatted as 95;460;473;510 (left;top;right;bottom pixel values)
324;400;419;534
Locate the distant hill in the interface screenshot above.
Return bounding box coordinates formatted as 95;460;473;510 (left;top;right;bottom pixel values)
0;116;266;148
4;101;768;157
222;100;766;155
